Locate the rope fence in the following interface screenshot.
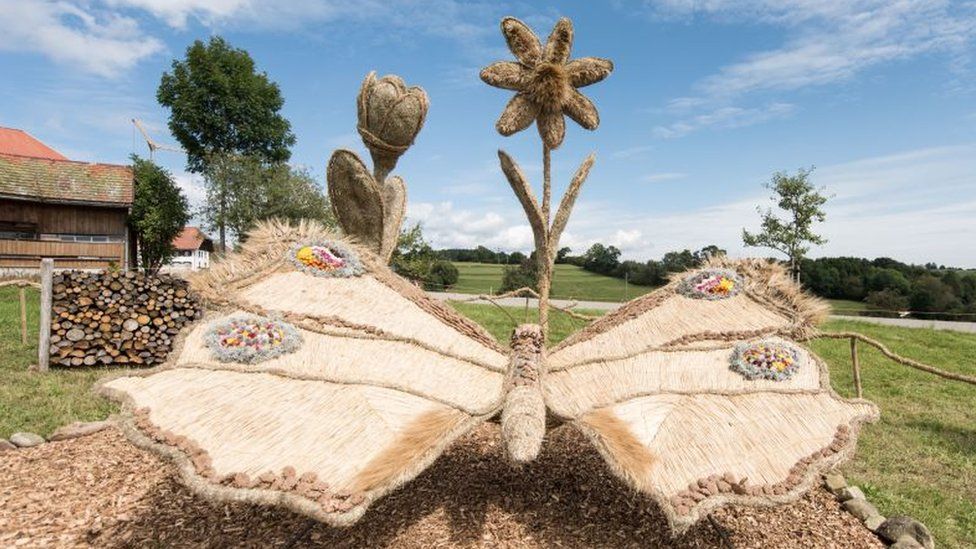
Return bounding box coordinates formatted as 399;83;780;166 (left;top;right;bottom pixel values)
807;331;976;397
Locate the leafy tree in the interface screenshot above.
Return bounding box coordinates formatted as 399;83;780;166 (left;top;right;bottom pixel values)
129;156;190;275
508;251;527;265
501;254;539;293
866;289;910;312
201;154;334;249
910;275;958;312
582;243;621;275
867;268;911;295
555;246;572;263
743;168;829;282
158;36;295;174
428;261;459;289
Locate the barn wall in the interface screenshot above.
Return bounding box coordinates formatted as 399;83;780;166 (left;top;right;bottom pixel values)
0;199;128;236
0;198;130;269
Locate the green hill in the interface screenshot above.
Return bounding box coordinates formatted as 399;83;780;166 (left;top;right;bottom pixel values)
451;262;656;302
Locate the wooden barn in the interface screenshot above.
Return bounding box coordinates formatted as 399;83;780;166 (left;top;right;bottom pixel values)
0;127;136;271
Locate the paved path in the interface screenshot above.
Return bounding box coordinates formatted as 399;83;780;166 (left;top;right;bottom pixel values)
830;315;976;333
428;292;976;333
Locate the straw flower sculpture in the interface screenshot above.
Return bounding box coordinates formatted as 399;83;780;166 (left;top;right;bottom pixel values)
482;16;612;341
481;17;613;149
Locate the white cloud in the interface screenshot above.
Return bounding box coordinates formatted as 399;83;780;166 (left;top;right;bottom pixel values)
611;144;656;159
0;0;164;77
652;103;796;138
645;1;976;136
415;144;976;267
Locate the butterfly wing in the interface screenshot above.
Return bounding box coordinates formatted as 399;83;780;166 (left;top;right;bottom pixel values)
546;258;878;532
98;220;507;526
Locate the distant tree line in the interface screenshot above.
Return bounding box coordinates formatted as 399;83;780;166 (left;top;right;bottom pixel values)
800;257;976;318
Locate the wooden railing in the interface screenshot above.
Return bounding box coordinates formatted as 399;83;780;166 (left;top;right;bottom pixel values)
0;238;124;269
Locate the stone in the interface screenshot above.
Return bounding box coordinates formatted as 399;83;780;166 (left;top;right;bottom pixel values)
863;514;886;532
49;420;114;441
842;498;879;521
836;486;865;502
9;432;45;448
891;535;924;549
823;472;846;494
876;516;934;549
0;439;16;451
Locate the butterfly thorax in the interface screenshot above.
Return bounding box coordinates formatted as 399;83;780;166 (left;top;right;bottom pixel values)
501;324;547;463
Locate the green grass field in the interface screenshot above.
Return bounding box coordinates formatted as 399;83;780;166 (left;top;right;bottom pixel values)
452;262;656;302
1;286;974;546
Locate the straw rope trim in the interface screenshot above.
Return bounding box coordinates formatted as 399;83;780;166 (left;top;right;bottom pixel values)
105;400;488;527
547;326;788;372
574;400;877;534
99;363;494;527
203;314;303;364
231;301;505;372
189;220;504;355
358;252;506;354
676;268;743;300
729;339;803;382
288;241;365;278
546;340;869;420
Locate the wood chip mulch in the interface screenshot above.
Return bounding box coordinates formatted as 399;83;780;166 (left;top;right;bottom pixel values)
0;424;883;548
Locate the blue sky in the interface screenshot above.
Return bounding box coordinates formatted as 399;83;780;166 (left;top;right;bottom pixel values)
1;1;975;266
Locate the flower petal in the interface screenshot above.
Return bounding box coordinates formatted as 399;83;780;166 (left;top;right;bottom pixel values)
496;93;540;136
501;17;542;66
566;57;614;87
537;109;566;149
563;89;599;130
480;61;529;91
543;17;574;64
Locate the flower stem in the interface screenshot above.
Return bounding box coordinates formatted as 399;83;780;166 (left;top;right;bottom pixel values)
538;144;553;343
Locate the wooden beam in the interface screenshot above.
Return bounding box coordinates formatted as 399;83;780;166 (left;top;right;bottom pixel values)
849;337;863;399
37;258;53;372
19;285;28;345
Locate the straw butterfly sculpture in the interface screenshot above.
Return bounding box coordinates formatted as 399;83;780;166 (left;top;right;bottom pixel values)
98;16;878;534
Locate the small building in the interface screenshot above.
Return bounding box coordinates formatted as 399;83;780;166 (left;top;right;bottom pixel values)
0;127;135;271
169;226;213;270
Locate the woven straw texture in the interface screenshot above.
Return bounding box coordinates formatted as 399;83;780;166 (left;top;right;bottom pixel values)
98;220;876;535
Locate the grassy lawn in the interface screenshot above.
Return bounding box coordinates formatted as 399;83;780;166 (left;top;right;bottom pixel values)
1;287;973;546
828;298;871;315
0;286;125;438
452;262;656;302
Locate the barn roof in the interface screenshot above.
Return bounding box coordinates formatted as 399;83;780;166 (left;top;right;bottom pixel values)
173;226;214;251
0;152;133;206
0;127;67;160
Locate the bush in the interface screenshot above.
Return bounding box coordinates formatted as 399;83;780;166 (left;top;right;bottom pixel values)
866;289;909;312
427;260;459;289
500;257;538;293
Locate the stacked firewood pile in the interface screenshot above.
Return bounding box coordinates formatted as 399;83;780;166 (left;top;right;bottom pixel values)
49;271;201;367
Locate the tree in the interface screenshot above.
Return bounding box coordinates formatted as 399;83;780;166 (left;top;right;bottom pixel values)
201;154;334;249
582;243;621;275
555;246;572;263
158;36;295;174
743;168;829;282
129;156;190;275
501;253;539;293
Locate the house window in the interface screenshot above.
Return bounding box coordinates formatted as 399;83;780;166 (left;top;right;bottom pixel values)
42;234;122;243
0;222;38;240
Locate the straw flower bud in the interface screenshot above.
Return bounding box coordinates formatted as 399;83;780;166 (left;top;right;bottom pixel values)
356;71;429;182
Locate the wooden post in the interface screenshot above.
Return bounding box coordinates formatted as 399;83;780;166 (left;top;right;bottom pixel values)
37;258;53;372
849;337;863;398
19;285;28;345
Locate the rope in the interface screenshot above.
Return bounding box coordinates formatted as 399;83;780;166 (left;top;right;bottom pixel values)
809;331;976;386
0;279;41;289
